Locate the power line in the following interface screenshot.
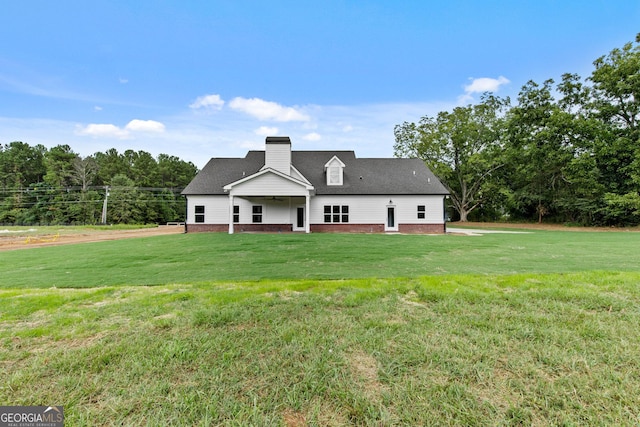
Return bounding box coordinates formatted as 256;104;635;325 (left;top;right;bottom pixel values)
0;186;185;194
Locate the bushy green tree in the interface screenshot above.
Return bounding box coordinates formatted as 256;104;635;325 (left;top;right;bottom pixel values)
590;34;640;224
394;94;509;221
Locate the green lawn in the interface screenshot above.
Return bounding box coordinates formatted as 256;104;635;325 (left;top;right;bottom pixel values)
1;230;640;425
1;230;640;288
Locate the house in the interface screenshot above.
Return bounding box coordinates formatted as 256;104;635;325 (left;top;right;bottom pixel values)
181;137;449;233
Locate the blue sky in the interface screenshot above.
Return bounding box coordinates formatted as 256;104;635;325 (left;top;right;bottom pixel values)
1;1;638;168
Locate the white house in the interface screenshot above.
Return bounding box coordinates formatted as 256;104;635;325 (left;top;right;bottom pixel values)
181;137;449;233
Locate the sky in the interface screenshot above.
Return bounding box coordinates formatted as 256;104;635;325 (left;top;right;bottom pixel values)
1;1;638;169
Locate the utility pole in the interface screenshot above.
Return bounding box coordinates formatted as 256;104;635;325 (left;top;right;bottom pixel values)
101;186;109;224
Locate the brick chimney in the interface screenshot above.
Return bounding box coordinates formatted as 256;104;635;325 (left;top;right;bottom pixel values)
264;136;291;175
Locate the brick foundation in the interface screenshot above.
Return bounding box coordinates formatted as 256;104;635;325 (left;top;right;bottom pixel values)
186;224;228;233
186;223;294;233
187;223;446;234
310;223;385;233
398;223;446;234
233;224;293;233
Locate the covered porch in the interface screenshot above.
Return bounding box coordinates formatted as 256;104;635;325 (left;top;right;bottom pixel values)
226;195;311;234
223;167;315;234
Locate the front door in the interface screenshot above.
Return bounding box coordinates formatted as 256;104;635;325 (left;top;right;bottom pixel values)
386;206;397;231
295;207;305;230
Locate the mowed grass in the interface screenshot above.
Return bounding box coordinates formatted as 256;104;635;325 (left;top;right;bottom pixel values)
1;273;640;425
1;230;640;288
1;229;640;425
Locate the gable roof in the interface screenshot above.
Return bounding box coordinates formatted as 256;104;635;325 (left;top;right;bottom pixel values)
223;167;314;191
181;150;449;196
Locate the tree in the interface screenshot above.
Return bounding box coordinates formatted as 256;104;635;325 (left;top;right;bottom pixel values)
157;154;198;187
106;174;143;224
71;156;98;192
590;33;640;224
505;78;606;224
94;148;127;185
44;144;77;187
70;156;100;224
130;150;159;187
0;142;47;222
394;94;509;221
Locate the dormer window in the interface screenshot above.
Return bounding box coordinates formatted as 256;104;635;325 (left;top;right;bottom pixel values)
329;166;341;184
324;156;345;186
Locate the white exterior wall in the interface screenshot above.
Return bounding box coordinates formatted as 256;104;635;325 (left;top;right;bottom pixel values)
186;195;228;224
394;195;445;224
188;194;444;226
187;195;304;225
229;173;309;196
310;195;444;224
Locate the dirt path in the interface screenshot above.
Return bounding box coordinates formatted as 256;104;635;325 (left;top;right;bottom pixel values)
0;225;185;252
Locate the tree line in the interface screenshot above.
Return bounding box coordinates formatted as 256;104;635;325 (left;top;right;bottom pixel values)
0;143;198;225
395;34;640;226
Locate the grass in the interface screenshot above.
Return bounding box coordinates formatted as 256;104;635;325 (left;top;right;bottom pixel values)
2;229;640;425
1;230;640;288
1;273;640;425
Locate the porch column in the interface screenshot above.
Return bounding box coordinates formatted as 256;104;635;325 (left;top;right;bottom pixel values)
305;194;311;233
228;194;234;234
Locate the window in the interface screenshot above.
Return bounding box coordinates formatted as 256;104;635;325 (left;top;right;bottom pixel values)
417;205;426;219
324;205;349;223
325;156;345;186
233;205;240;223
252;205;263;223
341;205;349;223
195;205;205;223
329;166;341;185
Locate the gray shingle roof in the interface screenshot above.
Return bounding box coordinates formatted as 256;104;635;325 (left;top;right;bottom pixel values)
181;150;449;196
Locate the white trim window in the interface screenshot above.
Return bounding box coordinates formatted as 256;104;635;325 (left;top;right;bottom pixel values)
195;205;205;223
324;156;346;186
252;205;263;223
328;166;341;185
324;205;349;223
233;205;240;223
417;205;426;219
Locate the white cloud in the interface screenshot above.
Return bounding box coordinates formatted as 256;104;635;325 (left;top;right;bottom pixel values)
458;76;510;104
254;126;279;136
76;123;129;139
229;97;310;122
76;119;165;139
302;132;321;141
190;94;225;110
93;106;103;111
7;99;454;169
125;119;166;133
464;76;510;94
119;78;128;84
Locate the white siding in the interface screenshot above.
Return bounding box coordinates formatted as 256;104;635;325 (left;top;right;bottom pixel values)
395;195;445;223
187;195;305;225
310;195;444;224
186;195;228;224
230;172;309;196
188;194;444;226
